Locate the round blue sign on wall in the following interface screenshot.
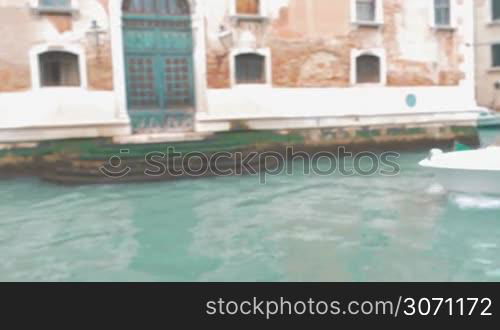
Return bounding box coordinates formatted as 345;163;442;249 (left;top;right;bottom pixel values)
406;94;417;108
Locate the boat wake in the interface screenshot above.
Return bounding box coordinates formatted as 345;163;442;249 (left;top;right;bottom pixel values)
426;183;447;196
450;193;500;210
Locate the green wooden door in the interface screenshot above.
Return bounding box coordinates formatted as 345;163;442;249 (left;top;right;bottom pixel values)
122;0;195;132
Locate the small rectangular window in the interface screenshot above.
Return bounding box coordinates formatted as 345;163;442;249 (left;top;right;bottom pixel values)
236;0;260;15
356;0;376;22
235;54;265;84
493;0;500;21
35;0;76;15
356;54;381;84
39;0;71;9
434;0;451;26
492;44;500;67
39;51;81;87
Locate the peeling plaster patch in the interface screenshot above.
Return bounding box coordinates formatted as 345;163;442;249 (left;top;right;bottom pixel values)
46;15;73;34
298;51;341;86
396;1;438;62
71;0;109;41
0;1;112;92
205;0;466;88
474;0;500;110
207;1;424;87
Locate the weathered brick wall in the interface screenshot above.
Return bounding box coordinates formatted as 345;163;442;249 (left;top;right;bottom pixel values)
0;60;31;92
86;42;114;91
0;0;113;92
474;0;500;110
206;48;231;89
0;6;35;92
206;0;466;89
88;0;113;90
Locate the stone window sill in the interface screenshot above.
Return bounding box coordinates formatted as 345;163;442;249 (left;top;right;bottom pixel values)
487;20;500;27
230;14;269;22
488;67;500;73
352;21;384;28
31;3;78;16
431;25;457;31
233;83;271;88
353;82;386;87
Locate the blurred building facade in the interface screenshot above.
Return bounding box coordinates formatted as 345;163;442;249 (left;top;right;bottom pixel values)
475;0;500;111
0;0;480;142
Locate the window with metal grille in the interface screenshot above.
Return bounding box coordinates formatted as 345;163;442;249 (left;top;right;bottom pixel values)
39;51;81;87
356;54;381;84
492;44;500;67
123;0;190;15
39;0;71;8
236;0;260;15
37;0;73;13
356;0;376;22
235;54;265;84
493;0;500;21
434;0;451;26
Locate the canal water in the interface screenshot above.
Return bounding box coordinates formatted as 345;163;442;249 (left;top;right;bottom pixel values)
1;130;500;282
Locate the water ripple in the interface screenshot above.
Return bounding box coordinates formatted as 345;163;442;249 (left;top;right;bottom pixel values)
1;134;500;281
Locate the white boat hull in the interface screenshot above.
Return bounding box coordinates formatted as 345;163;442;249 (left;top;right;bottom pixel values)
428;167;500;195
420;147;500;195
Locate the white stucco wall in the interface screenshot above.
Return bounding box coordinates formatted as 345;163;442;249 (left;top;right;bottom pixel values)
197;85;480;132
0;89;129;142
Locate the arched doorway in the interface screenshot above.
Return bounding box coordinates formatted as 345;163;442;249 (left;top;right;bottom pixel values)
122;0;195;132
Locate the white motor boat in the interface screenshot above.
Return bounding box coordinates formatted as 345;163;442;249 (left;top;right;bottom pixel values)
419;146;500;195
478;107;500;128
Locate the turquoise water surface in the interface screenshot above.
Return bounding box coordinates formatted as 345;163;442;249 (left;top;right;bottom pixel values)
1;130;499;282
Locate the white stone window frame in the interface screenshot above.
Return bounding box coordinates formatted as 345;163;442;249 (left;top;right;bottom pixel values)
430;0;457;31
30;0;79;15
230;0;269;21
230;48;272;87
350;48;387;86
29;43;88;90
350;0;384;27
